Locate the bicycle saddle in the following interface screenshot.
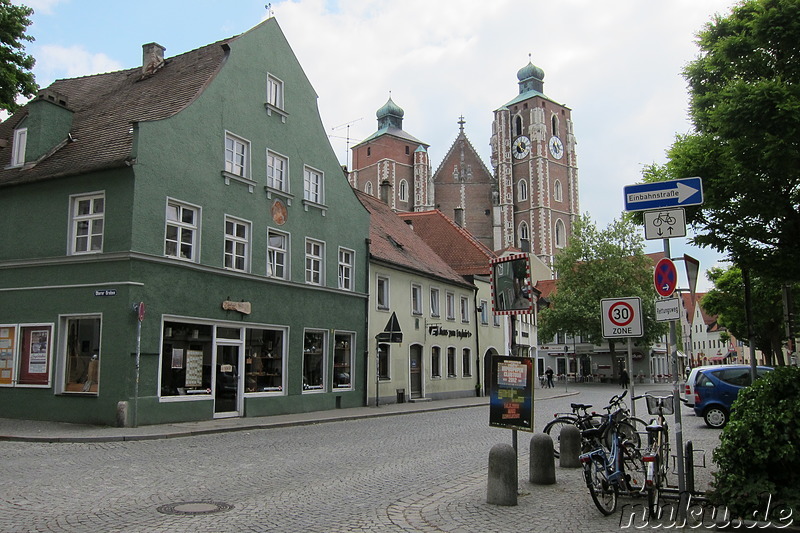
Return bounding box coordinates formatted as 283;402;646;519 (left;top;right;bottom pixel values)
571;403;592;410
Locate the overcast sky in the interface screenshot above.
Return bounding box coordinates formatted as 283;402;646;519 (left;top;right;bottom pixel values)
21;0;741;291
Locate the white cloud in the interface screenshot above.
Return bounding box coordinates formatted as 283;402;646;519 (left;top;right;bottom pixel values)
36;44;123;85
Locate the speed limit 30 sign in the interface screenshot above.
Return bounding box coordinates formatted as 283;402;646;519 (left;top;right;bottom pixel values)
601;297;643;338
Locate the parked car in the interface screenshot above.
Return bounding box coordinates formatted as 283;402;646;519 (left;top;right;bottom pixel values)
683;364;740;407
693;365;773;428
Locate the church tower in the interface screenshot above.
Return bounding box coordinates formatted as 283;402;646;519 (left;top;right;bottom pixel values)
490;58;579;267
349;97;432;211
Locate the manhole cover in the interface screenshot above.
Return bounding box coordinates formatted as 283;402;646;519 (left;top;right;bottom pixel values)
157;501;234;515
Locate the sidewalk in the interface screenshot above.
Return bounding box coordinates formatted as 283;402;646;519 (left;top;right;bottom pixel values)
0;386;578;443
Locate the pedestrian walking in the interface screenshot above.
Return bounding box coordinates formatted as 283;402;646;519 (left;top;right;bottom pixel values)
620;368;630;389
545;366;554;388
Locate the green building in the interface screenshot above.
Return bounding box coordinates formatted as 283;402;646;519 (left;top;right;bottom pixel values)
0;18;370;426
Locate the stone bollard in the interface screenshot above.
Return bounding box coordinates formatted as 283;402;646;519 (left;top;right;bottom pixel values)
486;443;518;506
116;401;129;428
559;425;582;468
529;433;556;485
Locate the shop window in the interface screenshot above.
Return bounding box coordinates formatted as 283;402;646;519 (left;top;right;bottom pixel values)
62;317;99;393
303;329;326;391
160;322;213;397
333;332;353;389
378;344;390;380
245;327;284;393
2;324;53;388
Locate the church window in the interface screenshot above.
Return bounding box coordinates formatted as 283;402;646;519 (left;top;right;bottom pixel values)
405;146;410;155
551;115;559;137
515;116;523;137
555;219;566;248
553;179;563;202
367;147;371;156
517;179;528;201
399;179;409;201
518;221;530;253
364;181;373;195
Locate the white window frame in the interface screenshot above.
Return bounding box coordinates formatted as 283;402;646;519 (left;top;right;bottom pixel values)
555;219;566;249
224;216;251;272
460;296;469;323
399;179;409;201
303;165;324;205
446;291;455;321
411;284;423;316
338;247;354;291
430;288;440;318
266;149;289;193
480;299;489;325
267;73;284;110
267;228;289;280
11;128;27;167
165;199;200;262
69;192;105;255
518;179;528;201
224;131;250;179
365;181;373;195
377;275;390;310
305;238;325;286
554;179;563;202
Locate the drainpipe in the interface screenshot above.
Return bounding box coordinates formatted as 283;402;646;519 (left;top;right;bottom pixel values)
473;286;482;396
363;238;371;407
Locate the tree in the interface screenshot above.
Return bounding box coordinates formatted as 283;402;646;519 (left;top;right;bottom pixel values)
702;265;798;366
539;214;667;368
646;0;800;284
0;0;37;113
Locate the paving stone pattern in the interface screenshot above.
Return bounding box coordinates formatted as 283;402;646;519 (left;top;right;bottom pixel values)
0;384;724;532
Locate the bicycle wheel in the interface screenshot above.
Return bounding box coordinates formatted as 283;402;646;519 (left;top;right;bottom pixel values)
543;416;575;458
584;462;618;515
647;455;662;518
621;440;645;490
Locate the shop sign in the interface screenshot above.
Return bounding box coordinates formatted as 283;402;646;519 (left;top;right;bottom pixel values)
222;300;252;315
428;325;472;338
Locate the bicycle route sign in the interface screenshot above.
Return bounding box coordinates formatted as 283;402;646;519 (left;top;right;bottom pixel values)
623;177;703;212
601;297;643;338
654;258;678;297
643;208;686;240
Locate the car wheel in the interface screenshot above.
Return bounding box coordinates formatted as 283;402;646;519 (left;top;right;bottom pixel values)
704;406;728;428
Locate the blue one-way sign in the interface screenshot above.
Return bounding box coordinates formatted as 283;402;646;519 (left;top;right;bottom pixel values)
624;177;703;212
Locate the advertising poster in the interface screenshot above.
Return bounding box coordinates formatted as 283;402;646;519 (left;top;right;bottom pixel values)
18;325;51;386
489;355;534;432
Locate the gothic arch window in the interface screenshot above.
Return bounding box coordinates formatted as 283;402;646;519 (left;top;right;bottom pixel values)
553;179;563;202
365;181;373;195
399;179;409;201
517;179;528;201
518;221;530;252
515;116;523;137
551;115;559;137
555;219;566;249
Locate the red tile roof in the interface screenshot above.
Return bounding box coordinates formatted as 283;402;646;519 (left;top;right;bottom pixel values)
356;191;472;288
398;210;496;276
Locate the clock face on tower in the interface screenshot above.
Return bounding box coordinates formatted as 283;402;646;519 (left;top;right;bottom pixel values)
548;136;564;159
512;136;531;159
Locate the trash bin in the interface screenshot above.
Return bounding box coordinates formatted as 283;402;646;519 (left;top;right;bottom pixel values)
396;389;405;403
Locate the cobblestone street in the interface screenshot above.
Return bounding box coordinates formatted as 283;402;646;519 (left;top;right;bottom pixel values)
0;384;726;532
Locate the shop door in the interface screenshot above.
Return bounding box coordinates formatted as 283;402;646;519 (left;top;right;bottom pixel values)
214;344;242;417
409;345;422;399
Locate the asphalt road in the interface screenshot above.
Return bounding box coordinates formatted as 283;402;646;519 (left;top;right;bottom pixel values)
0;384;727;532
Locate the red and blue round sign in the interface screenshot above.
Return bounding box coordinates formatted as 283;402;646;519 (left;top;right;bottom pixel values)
654;258;678;297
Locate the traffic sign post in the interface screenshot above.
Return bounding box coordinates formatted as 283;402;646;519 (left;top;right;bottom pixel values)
623;177;703;212
601;297;643;338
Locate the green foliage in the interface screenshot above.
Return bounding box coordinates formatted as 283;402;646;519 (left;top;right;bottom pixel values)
539;213;667;346
711;366;800;516
0;0;37;112
646;0;800;283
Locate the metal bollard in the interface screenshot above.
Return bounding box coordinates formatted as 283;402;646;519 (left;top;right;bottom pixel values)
529;433;556;485
487;443;518;506
559;425;582;468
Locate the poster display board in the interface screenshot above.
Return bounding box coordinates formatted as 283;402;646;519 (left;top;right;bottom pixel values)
489;355;534;432
17;325;52;386
0;326;16;386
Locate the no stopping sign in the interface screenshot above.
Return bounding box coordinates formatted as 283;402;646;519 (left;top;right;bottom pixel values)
601;297;643;338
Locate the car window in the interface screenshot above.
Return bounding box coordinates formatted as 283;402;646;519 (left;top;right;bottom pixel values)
696;373;715;387
717;368;751;387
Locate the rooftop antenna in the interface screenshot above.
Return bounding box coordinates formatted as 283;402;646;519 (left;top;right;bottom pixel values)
331;118;363;170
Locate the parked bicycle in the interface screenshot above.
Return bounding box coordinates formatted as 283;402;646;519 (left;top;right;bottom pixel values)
543;390;646;458
637;391;673;518
578;406;643;515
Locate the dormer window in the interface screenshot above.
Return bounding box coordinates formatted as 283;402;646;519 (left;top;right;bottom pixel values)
11;128;27;167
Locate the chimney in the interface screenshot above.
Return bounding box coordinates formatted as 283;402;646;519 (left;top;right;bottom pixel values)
454;207;465;227
142;43;166;76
